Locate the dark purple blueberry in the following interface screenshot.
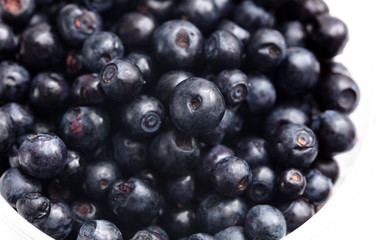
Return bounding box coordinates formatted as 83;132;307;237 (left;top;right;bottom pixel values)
1;102;34;136
311;110;356;155
56;150;85;186
188;233;215;240
112;132;148;173
313;157;339;183
204;30;243;71
133;0;174;22
35;200;73;240
0;23;16;59
0;0;35;25
27;11;49;27
212;156;252;197
245;205;286;240
82;31;124;72
71;73;106;106
163;206;197;238
278;198;315;233
246;73;276;114
108;177;162;227
29;72;70;112
71;200;104;231
77;220;122;240
99;58;144;101
80;0;114;12
247;28;286;73
283;0;329;23
276;47;320;96
170;77;225;136
154;70;193;107
214;69;248;105
65;49;85;77
303;169;332;205
217;20;250;46
15;192;50;224
47;179;74;203
246;166;276;203
236;137;271;168
57;4;103;46
133;169;159;188
278;21;306;48
32;120;55;133
146;225;169;240
18;133;67;179
149;129;200;175
278;168;306;199
0;167;42;207
214;0;235;18
214;226;246;240
121;95;165;139
20;23;63;69
197;193;247;234
320;60;351;77
0;108;15;153
115;12;157;52
152;20;203;69
81;159;121;199
59;106;110;152
165;173;195;205
126;52;156;84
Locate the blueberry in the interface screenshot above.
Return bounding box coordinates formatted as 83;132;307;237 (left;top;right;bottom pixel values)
278;198;315;233
212;156;252;197
234;1;274;33
276;47;320;95
77;220;122;240
32;120;55;133
126;52;156;85
170;77;225;136
71;73;106;106
146;225;169;240
131;230;163;240
204;30;243;71
303;169;332;205
47;179;75;203
0;23;16;59
214;69;248;105
152;20;203;69
0;168;42;207
133;169;159;188
80;0;114;12
0;108;15;153
197;193;247;234
313;157;339;183
65;49;86;77
278;21;306;48
165;173;195;205
217;20;250;46
282;0;329;23
27;11;49;27
245;205;287;240
246;166;276;203
18;133;67;179
188;233;215;240
108;177;162;227
245;73;277;114
278;168;307;199
82;31;124;72
71;200;104;231
59;106;110;152
0;0;35;25
132;0;174;22
214;226;246;240
1;102;34;136
149;129;200;175
162;206;197;238
15;192;50;224
213;0;235;18
99;58;144;101
56;150;85;186
57;4;103;46
121;95;165;139
235;137;271;168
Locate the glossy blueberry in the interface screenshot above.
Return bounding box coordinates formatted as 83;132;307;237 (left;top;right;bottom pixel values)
165;173;195;205
29;72;70;112
246;73;276;114
236;137;271;168
18;133;67;179
149;129;200;175
197;193;247;234
59;106;110;152
71;201;104;231
175;0;220;33
245;205;287;240
277;47;320;95
214;226;246;240
146;225;169;240
303;169;332;205
278;21;306;48
188;233;215;240
308;14;348;58
132;0;174;22
212;156;252;197
77;219;122;240
246;166;276;203
163;206;197;238
108;177;162;227
131;230;162;240
35;200;73;240
81;159;121;199
1;102;34;136
284;0;329;22
65;49;86;77
0;23;16;59
204;30;243;71
82;31;124;72
16;192;50;224
313;157;339;183
214;0;235;17
272;124;318;168
233;1;274;33
320;60;351;77
112;132;148;173
217;20;250;46
278;168;306;199
57;4;102;46
32;120;55;133
121;95;165;139
27;11;49;27
133;169;159;188
115;12;157;52
311;110;356;155
154;70;193;106
99;58;144;101
278;198;315;233
56;150;85;186
247;28;286;73
152;20;203;69
215;69;248;105
71;73;106;106
126;52;156;84
0;168;42;207
170;77;225;136
0;0;35;24
0;109;15;153
20;23;63;69
80;0;114;12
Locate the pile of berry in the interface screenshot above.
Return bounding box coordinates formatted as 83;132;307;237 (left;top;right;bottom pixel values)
0;0;359;239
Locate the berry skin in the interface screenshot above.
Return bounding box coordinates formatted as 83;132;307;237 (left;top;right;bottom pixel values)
100;58;144;101
245;73;276;114
71;200;104;231
1;102;34;136
126;52;156;84
188;233;215;240
278;21;306;48
245;205;287;240
164;173;195;205
313;157;339;183
82;31;124;72
217;20;250;46
56;150;85;186
71;73;106;106
0;167;42;207
278;168;307;199
77;220;122;240
0;61;30;103
0;23;16;59
246;166;276;203
214;226;246;240
170;77;225;136
133;0;174;22
18;133;68;179
0;0;35;25
303;169;332;205
236;137;271;168
15;192;50;224
278;198;315;233
80;0;114;12
162;206;197;238
0;109;15;153
214;69;248;105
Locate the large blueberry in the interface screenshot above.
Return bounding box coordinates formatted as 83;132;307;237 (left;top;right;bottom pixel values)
77;220;122;240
